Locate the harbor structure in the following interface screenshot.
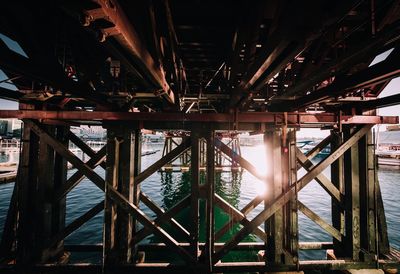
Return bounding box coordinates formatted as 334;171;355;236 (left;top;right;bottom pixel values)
0;1;400;273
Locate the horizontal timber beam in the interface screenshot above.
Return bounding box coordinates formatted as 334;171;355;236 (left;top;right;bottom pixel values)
0;111;397;127
0;259;398;273
63;242;334;253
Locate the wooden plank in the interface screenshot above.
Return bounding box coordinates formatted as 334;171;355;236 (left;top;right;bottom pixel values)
330;130;345;257
214;138;265;181
117;130;135;263
135;138;191;185
133;129;142;258
16;120;39;264
212;125;372;263
366;132;377;255
36;125;56;261
298;201;342;241
304;134;332;161
40;125;70;261
190;132;200;260
45;200;104;251
51;125;69;256
264;129;284;263
53;146;106;201
0;259;394;273
137;242;266;252
104;127;136;263
103;131;119;263
296;147;341;202
344;126;361;260
140;192;190;241
289;130;299;257
358;130;377;259
204;131;215;271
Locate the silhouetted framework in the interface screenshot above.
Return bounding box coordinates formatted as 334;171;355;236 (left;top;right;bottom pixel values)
0;114;398;273
1;0;400;273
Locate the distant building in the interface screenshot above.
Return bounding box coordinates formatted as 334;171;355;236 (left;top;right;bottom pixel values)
378;129;400;151
0;119;22;137
0;120;7;136
70;126;106;140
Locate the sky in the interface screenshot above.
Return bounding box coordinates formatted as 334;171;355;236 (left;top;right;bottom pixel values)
0;33;399;138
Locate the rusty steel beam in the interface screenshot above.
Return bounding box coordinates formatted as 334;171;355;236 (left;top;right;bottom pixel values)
91;0;175;104
0;39;112;109
0;87;23;101
355;93;400;110
280;21;400;99
0;110;397;125
289;53;400;110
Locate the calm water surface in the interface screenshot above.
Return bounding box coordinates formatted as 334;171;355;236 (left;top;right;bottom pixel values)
0;144;399;264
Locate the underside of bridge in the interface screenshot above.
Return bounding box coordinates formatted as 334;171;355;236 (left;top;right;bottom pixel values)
0;0;400;273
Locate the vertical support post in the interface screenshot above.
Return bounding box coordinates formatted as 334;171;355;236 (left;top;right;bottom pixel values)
287;129;298;262
36;125;55;261
104;125;135;265
344;126;361;261
133;129;142;260
331;130;345;257
0;182;17;262
190;129;200;264
359;130;377;260
205;130;215;272
264;128;291;264
17;121;38;265
48;125;69;260
16;121;68;264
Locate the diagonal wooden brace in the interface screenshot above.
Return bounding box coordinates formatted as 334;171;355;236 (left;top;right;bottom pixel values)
214;194;267;242
140;192;191;241
28;120;106;191
215;195;264;241
304;134;332;160
132;195;191;245
298;201;342;241
135;138;191;185
215;138;265;181
44;200;104;251
212;125;372;263
106;187;196;264
68;131;107;169
54;145;107;201
296;147;341;202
